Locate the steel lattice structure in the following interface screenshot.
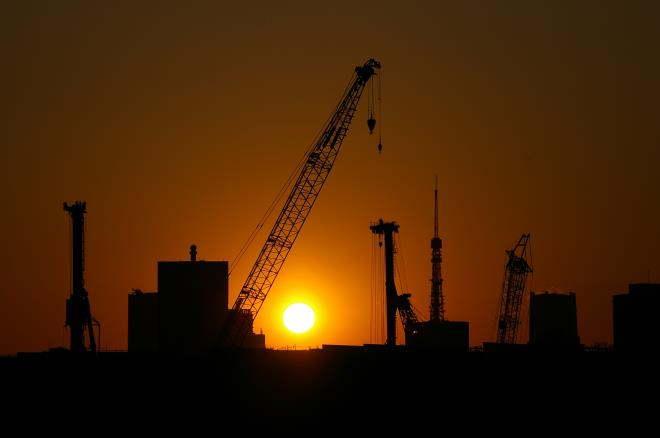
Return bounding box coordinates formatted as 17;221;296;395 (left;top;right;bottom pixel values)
430;179;445;321
496;233;532;344
397;293;419;336
225;59;381;346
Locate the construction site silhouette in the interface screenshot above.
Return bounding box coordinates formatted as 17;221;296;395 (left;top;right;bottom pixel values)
2;58;659;423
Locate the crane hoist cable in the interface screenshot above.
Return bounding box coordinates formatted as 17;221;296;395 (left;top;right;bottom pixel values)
367;75;376;134
229;140;309;275
393;232;410;296
372;231;387;344
378;68;383;153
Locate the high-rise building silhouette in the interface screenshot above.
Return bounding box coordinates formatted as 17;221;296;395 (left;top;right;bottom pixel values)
158;245;229;354
613;283;660;351
529;291;580;346
128;289;158;353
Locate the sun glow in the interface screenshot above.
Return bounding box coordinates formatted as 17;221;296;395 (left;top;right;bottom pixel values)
283;303;315;334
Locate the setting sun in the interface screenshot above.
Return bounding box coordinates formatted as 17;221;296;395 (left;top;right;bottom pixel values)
283;303;315;334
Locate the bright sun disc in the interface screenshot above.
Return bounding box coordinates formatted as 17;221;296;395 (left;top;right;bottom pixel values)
283;303;315;334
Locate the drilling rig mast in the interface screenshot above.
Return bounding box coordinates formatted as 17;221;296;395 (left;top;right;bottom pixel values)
63;201;97;354
371;219;420;346
371;220;400;346
496;234;532;344
224;59;381;346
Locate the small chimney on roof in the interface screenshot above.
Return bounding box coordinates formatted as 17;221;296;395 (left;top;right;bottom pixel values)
190;244;197;262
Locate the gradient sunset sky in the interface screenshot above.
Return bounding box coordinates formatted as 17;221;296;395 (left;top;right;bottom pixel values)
1;1;658;354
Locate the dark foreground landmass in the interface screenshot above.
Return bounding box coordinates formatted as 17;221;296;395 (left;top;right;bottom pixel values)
2;346;658;423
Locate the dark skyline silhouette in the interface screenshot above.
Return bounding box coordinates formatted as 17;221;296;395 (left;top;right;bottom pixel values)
1;1;660;355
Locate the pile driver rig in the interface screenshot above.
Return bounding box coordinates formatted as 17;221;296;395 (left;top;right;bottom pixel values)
63;201;99;353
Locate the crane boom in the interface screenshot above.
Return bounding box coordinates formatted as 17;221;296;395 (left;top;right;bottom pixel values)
496;233;533;344
226;59;381;346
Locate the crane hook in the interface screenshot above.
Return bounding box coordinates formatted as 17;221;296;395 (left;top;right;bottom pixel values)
367;117;376;134
377;142;382;154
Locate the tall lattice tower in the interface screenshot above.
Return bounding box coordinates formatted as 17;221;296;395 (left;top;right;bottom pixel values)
430;177;444;321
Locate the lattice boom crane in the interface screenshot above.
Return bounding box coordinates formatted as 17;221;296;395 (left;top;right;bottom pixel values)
496;233;532;344
226;59;381;346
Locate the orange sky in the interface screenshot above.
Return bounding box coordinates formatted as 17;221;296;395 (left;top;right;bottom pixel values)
1;1;659;354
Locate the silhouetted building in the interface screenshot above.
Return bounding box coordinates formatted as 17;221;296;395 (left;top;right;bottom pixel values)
131;246;266;353
158;248;229;355
406;320;469;351
529;291;579;345
613;283;660;351
128;289;158;353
